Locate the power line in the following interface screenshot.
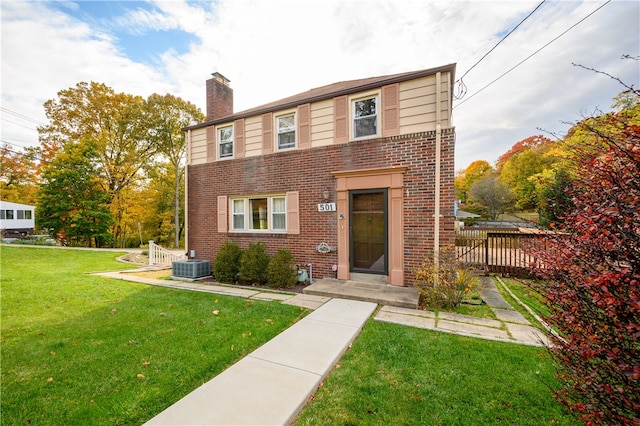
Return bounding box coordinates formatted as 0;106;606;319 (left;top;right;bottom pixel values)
455;0;547;100
454;0;612;109
0;107;47;126
1;117;38;131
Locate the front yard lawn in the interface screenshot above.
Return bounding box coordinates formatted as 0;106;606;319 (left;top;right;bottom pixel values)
0;246;307;425
295;320;578;425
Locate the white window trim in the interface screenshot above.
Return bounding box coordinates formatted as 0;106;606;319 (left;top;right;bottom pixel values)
275;110;296;151
229;195;287;233
218;124;234;160
350;91;380;140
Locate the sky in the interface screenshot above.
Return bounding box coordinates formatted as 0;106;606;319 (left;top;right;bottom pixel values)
1;0;638;171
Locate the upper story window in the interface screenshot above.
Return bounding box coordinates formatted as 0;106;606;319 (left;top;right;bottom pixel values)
353;96;378;138
218;125;233;158
230;195;287;232
277;113;295;150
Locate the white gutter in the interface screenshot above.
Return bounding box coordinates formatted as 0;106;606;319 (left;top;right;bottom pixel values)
434;72;442;274
184;129;191;255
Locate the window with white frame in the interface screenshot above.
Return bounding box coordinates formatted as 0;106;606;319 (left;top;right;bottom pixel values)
230;195;286;232
1;210;14;220
218;125;233;158
277;114;295;150
353;95;378;138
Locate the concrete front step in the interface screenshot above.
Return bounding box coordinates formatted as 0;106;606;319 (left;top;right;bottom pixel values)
304;278;419;309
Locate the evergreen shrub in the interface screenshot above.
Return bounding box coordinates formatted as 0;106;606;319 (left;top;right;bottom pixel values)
266;248;298;289
239;242;269;285
213;240;242;284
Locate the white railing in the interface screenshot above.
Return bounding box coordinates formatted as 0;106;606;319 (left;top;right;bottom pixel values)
148;240;187;266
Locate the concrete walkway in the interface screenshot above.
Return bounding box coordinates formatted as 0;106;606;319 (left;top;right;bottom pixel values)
95;269;550;424
145;298;377;425
375;276;550;347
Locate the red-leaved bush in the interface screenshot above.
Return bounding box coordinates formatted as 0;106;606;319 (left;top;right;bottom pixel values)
529;111;639;424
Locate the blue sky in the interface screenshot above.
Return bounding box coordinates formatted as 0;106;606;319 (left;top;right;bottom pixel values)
51;1;198;64
1;0;638;170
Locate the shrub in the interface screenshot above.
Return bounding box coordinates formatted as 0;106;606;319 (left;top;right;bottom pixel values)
213;240;242;284
529;103;639;424
414;246;479;309
266;248;298;289
239;242;270;285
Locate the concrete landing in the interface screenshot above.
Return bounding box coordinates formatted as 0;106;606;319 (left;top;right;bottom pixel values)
144;298;377;425
304;278;419;309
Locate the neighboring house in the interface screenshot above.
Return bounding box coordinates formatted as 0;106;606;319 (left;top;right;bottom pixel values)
0;201;35;238
184;64;456;287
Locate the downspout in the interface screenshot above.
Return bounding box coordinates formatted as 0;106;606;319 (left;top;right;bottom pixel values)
434;72;442;277
184;129;191;256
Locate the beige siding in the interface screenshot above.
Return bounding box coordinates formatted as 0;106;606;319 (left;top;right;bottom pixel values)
190;128;208;165
244;116;262;157
399;75;438;133
191;71;453;163
439;72;452;128
310;99;334;147
397;72;452;133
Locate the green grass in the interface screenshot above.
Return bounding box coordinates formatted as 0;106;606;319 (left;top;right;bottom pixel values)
0;246;307;425
498;277;550;318
295;320;578;426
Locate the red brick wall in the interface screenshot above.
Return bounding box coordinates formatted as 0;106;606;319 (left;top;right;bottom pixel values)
187;128;455;285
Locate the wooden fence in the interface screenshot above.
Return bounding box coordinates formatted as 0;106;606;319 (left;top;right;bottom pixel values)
455;228;545;276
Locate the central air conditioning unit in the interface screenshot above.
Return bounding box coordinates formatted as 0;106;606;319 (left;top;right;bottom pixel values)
172;260;211;279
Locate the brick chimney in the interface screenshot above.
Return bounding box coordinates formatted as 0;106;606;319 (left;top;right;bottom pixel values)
206;72;233;121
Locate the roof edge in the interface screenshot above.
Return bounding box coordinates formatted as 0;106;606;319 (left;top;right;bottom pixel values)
185;63;456;131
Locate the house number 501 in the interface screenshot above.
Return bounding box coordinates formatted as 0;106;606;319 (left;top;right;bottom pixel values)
317;203;336;212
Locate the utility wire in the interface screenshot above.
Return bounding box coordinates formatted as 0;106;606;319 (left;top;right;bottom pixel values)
0;107;47;126
454;0;611;109
1;117;38;131
455;0;547;100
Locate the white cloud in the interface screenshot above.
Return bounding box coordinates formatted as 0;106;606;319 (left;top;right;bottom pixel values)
1;0;638;171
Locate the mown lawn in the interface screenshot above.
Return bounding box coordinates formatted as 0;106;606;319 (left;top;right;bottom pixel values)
0;246;307;425
295;320;578;425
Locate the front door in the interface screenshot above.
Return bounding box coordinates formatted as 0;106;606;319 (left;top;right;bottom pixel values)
349;189;388;274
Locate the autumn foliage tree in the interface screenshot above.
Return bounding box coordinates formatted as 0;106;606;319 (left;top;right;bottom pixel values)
37;82;204;247
529;96;639;424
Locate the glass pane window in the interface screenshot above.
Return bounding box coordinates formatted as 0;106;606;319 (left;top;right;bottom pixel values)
277;114;295;149
232;199;245;230
17;210;24;220
271;197;286;230
353;96;377;138
25;210;32;220
229;195;288;232
219;126;233;158
250;198;268;230
4;210;14;220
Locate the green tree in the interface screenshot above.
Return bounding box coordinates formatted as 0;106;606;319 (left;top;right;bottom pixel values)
37;139;112;247
533;167;573;228
468;173;514;220
38;82;156;247
145;94;204;248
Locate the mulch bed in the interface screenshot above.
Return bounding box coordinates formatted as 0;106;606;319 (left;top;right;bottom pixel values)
200;277;308;294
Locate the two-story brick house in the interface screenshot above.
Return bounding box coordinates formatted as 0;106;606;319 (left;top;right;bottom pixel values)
184;64;456;287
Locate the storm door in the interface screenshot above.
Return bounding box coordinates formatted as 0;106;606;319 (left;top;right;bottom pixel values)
349;189;388;274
